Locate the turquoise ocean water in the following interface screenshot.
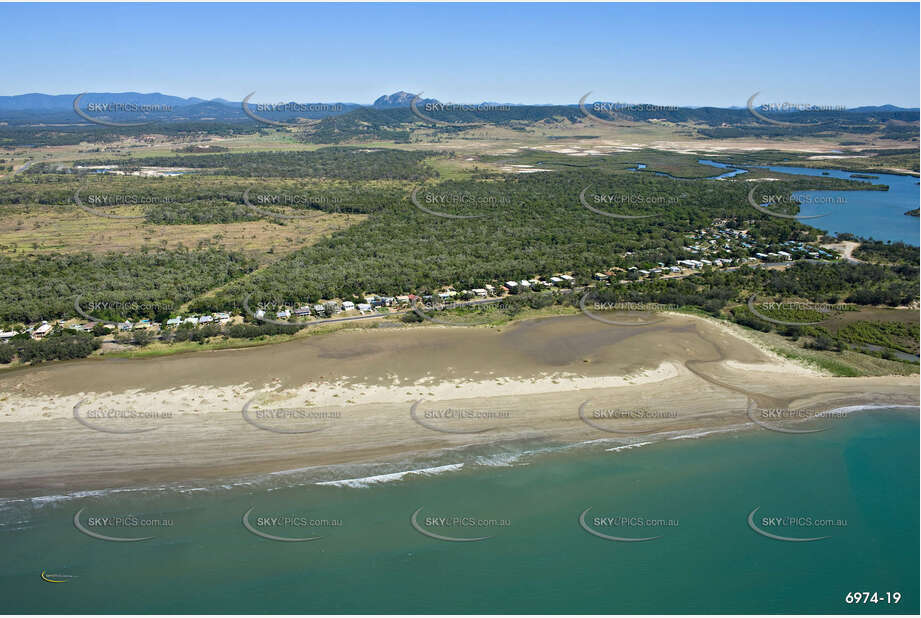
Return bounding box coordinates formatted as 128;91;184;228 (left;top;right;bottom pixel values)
1;407;917;614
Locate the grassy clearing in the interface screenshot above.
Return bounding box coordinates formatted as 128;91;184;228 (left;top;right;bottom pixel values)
0;203;364;259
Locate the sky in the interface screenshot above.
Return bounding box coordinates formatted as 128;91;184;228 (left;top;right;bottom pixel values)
2;2;919;107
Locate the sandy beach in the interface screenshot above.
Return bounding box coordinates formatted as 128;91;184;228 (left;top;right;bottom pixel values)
0;313;917;498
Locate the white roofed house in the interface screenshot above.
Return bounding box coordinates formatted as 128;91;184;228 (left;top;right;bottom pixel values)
185;316;199;325
356;303;372;313
276;309;291;319
166;317;182;327
197;315;214;324
32;322;53;339
342;301;355;311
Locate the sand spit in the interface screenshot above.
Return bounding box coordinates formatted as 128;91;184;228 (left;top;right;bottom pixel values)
0;313;916;497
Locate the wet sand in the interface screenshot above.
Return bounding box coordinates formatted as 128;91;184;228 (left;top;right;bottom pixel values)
0;313;917;498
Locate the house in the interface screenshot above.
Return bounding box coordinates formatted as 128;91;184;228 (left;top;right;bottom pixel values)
0;330;18;341
472;288;488;297
550;277;563;285
32;322;53;339
593;272;609;280
198;315;213;324
356;303;372;313
295;306;311;317
395;296;410;306
505;281;518;288
382;297;395;307
254;310;265;320
669;266;681;273
276;310;290;319
755;253;769;260
777;251;792;260
215;313;231;323
700;259;712;266
484;284;495;293
638;269;650;276
185;316;199;325
117;321;133;332
313;304;325;316
166;317;182;327
342;301;355;311
560;275;574;282
134;319;152;329
519;280;531;289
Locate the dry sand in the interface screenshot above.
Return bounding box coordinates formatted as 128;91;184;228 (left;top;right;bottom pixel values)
0;313;916;498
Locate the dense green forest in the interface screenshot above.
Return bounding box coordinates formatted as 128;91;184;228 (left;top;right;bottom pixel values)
0;248;257;325
0;122;261;147
185;170;901;310
2;162;915;326
50;147;439;180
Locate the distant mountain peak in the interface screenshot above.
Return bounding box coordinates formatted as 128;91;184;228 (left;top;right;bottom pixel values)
373;91;434;108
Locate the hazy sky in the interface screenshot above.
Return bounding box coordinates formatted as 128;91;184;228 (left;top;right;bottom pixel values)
3;2;919;107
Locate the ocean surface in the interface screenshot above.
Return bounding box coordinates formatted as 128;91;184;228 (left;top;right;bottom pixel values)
1;407;917;614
